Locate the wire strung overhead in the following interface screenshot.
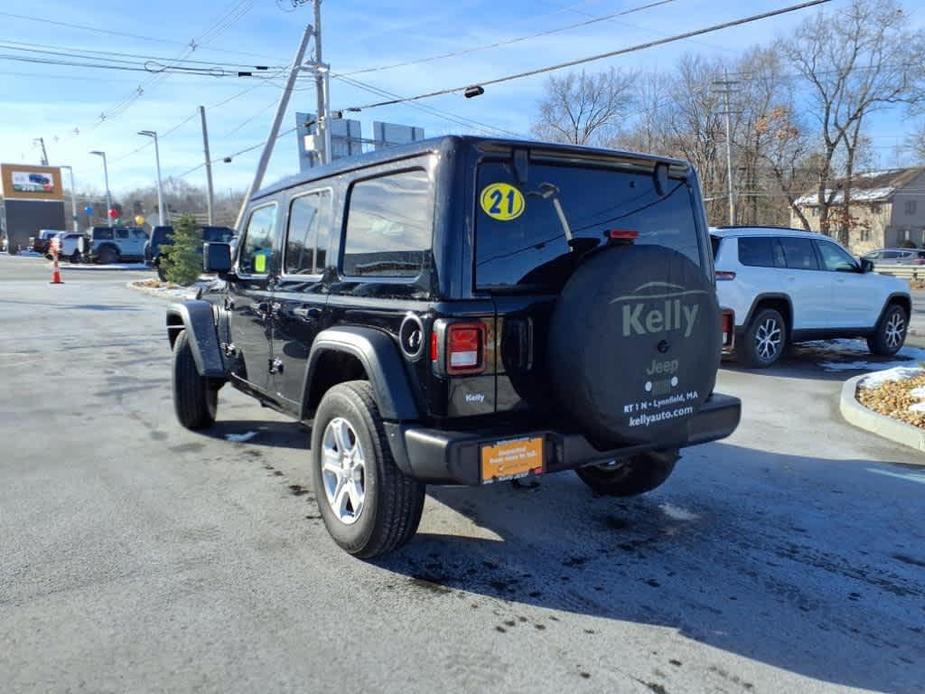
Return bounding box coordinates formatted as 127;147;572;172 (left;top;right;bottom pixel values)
338;0;678;77
341;0;833;111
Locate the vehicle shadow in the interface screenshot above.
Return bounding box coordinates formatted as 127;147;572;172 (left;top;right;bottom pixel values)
201;419;310;451
722;339;925;382
373;442;925;691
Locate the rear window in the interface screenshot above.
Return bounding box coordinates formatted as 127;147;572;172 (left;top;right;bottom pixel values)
779;237;819;270
475;161;703;291
342;168;433;278
738;237;785;268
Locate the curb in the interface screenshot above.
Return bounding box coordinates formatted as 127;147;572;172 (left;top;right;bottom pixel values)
839;374;925;455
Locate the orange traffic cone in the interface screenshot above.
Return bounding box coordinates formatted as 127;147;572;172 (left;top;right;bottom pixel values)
50;258;63;284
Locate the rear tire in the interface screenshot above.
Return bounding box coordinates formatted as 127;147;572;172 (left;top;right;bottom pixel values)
69;251;81;264
867;303;907;356
310;381;425;558
172;329;218;430
739;308;786;368
576;450;679;497
98;246;118;265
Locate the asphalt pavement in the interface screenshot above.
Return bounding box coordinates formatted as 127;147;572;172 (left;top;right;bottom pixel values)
1;255;923;694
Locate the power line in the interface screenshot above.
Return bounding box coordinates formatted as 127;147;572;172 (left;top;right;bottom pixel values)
0;9;281;61
341;1;833;111
338;0;678;77
0;38;284;71
176;1;832;183
333;75;524;138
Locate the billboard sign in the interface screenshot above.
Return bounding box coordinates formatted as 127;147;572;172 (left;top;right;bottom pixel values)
1;164;64;201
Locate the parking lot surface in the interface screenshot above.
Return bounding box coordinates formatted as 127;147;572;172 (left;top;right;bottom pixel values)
1;255;923;693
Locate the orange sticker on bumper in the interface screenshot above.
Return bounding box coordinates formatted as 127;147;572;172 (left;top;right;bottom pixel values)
480;437;544;484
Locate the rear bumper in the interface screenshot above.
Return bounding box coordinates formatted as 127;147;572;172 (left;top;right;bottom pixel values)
385;393;741;486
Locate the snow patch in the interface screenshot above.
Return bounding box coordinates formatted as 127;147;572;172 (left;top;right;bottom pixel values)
225;431;258;443
813;339;925;373
659;503;699;522
858;366;924;388
909;402;925;414
909;387;925;399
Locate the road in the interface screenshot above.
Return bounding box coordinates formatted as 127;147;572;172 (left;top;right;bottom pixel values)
1;255;923;694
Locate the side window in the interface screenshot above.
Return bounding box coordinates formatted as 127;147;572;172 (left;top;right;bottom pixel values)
95;229;113;240
738;237;784;268
115;229;129;240
816;241;857;272
131;229;147;240
238;204;279;275
779;237;819;270
342;169;433;278
285;190;332;275
882;251;899;259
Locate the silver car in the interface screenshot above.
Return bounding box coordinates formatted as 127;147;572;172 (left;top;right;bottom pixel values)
862;248;925;265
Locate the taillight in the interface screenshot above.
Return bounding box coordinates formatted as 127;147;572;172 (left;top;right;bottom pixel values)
721;309;735;350
715;270;736;281
446;323;485;375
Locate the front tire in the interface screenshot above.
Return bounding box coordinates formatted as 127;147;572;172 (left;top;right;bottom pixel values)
576;450;678;497
739;308;786;368
172;329;218;430
98;246;118;265
310;381;425;558
867;303;907;356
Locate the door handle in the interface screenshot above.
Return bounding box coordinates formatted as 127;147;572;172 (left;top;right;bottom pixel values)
292;306;322;321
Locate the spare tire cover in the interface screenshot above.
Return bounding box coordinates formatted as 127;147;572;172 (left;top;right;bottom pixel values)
548;243;720;447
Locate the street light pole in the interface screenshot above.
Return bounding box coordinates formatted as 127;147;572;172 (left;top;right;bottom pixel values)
138;130;166;226
90;151;113;228
59;165;79;232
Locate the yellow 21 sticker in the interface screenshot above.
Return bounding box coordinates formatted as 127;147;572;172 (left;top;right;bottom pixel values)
480;183;525;221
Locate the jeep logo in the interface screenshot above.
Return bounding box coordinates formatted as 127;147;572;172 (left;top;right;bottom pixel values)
622;300;700;338
611;282;706;339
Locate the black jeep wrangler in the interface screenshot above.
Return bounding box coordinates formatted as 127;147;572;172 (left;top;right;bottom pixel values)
167;136;740;558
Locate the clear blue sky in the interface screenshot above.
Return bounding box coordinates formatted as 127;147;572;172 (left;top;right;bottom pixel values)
0;0;920;199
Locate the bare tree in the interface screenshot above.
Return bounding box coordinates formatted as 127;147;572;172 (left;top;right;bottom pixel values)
781;0;925;243
532;68;635;146
910;120;925;163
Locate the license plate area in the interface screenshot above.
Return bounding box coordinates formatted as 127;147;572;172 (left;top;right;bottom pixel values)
480;436;545;484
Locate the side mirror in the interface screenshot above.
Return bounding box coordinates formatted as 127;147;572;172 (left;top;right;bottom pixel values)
203;242;232;275
860;258;874;274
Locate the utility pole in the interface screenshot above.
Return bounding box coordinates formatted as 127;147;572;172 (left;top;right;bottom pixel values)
33;138;49;166
59;165;79;232
90;150;113;228
713;69;739;226
234;20;316;231
138;130;167;226
313;0;329;166
199;106;215;226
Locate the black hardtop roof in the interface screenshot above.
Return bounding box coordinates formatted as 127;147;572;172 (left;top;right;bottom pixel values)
252;135;692;200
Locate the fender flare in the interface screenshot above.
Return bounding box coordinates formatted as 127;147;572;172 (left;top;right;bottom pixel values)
877;292;911;323
166;301;227;379
301;326;420;422
740;293;793;332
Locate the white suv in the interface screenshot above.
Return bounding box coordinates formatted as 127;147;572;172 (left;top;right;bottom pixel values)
712;227;911;367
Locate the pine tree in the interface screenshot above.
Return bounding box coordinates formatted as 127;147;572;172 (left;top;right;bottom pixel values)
161;214;203;285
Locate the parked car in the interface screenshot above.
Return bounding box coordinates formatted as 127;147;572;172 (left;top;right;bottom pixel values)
862;248;925;265
87;226;149;264
712;226;911;367
47;232;88;263
167;136;741;557
147;224;236;280
32;229;65;255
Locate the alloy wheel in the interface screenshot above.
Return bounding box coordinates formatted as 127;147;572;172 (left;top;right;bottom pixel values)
885;311;906;350
755;317;782;362
320;417;367;525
